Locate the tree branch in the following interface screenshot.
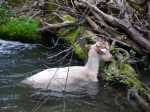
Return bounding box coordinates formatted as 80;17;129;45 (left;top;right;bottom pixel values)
38;21;76;32
79;0;150;54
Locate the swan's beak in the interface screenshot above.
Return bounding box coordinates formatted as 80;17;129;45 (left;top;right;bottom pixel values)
99;48;113;62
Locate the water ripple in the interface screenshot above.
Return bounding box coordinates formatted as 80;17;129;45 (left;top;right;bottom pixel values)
0;39;36;55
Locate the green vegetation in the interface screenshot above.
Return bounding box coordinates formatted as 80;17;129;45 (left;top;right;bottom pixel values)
63;15;75;22
73;43;85;60
101;59;148;96
100;45;148;96
0;4;85;59
0;17;39;41
58;26;85;60
0;4;39;42
58;27;79;43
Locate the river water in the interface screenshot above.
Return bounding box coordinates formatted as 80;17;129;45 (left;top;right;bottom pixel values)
0;39;139;112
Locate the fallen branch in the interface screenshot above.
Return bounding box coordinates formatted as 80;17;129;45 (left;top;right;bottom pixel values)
85;16;99;31
38;21;76;32
78;0;150;54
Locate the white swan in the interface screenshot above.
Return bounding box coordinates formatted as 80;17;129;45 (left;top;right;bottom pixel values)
21;41;112;93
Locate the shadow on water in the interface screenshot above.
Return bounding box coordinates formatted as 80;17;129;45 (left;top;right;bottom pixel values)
0;39;138;112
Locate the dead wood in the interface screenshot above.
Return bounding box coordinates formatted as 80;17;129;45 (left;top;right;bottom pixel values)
38;21;76;32
78;0;150;54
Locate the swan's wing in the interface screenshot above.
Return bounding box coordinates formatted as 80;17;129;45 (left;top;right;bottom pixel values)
21;68;58;88
21;66;89;91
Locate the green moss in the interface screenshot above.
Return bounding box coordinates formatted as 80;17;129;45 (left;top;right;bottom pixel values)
57;26;85;60
0;17;40;41
119;64;146;93
73;43;85;60
102;60;147;95
58;27;79;43
63;15;75;22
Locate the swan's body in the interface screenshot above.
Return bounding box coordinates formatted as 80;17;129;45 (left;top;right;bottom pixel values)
21;41;112;94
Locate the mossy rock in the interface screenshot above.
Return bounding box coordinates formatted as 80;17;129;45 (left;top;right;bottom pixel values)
102;60;147;95
0;17;40;42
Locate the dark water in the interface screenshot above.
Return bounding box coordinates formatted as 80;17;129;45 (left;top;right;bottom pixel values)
0;39;138;112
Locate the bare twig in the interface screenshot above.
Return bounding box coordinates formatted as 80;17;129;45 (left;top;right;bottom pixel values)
48;47;72;59
31;10;41;18
47;50;72;65
38;21;76;32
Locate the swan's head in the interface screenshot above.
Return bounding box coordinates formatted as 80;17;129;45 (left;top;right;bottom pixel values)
86;41;113;62
95;41;112;62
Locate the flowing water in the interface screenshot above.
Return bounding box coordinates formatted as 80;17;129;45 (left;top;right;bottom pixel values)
0;39;139;112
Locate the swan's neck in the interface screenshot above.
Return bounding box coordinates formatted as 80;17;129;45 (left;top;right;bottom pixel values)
85;49;100;75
